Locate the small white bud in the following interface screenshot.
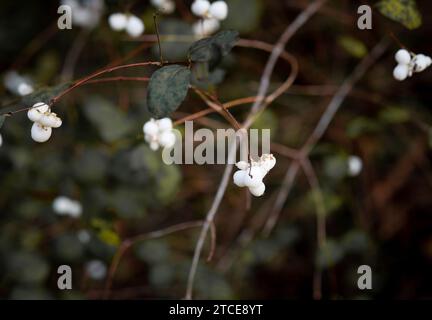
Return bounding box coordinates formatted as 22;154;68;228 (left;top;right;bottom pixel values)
191;0;210;17
108;13;128;31
125;15;145;38
31;122;52;143
249;182;266;197
393;64;409;81
209;1;228;20
143;119;159;136
395;49;411;65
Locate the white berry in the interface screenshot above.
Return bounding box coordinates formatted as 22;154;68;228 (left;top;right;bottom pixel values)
143;119;159;136
393;64;409;81
0;133;3;147
108;13;128;31
233;170;247;187
348;155;362;177
191;0;210;17
235;161;249;170
209;1;228;20
260;154;276;172
157;117;173;131
193;18;220;36
39;113;62;128
160;0;175;14
249;182;265;197
27;102;49;122
126;15;145;38
159;131;176;148
395;49;411;65
31;122;52;143
244;166;266;188
413;54;431;72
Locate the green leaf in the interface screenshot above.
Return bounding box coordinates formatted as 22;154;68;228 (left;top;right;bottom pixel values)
0;115;5;129
338;36;367;58
222;0;263;33
188;30;239;63
82;96;134;142
147;65;191;118
376;0;422;30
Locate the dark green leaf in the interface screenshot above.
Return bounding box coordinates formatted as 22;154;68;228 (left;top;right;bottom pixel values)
188;30;239;63
147;65;191;118
376;0;422;30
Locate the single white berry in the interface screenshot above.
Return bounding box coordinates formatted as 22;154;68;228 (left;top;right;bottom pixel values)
157;117;173;131
191;0;210;17
348;155;362;177
17;82;34;96
244;166;266;188
143;119;159;136
39;113;62;128
108;13;128;31
27;102;49;122
233;170;247;187
209;1;228;20
413;54;431;72
159;0;175;14
393;64;409;81
126;15;145;38
0;133;3;147
150;141;159;151
395;49;411;65
236;161;249;170
159;131;176;148
260;154;276;172
193;18;220;36
31;122;52;143
249;182;265;197
86;260;107;280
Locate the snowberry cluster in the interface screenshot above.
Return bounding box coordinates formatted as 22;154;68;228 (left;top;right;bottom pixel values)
191;0;228;36
143;118;176;151
53;196;83;218
3;71;34;96
393;49;432;81
108;13;145;38
150;0;176;14
233;154;276;197
27;102;62;143
61;0;104;29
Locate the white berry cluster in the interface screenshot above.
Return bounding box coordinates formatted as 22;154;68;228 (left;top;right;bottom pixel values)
150;0;176;14
108;13;145;38
233;154;276;197
3;71;34;96
61;0;104;29
393;49;432;81
53;196;83;218
27;102;62;143
143;118;176;151
191;0;228;36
